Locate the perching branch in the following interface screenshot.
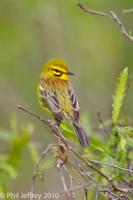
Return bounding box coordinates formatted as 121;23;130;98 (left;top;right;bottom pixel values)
17;105;68;147
17;105;133;200
78;3;133;43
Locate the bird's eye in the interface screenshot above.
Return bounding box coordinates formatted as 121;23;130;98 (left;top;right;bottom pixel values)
54;69;60;73
50;68;63;77
50;68;60;73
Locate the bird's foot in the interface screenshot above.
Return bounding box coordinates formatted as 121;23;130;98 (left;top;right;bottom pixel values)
48;119;58;127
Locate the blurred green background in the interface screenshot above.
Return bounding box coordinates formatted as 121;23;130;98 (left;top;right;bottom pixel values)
0;0;133;199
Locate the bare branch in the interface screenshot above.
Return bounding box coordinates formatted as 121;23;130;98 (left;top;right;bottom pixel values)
110;11;133;42
18;105;133;198
89;159;133;173
70;149;112;182
31;144;62;200
84;187;88;200
78;3;109;17
17;105;68;147
56;159;73;200
78;3;133;43
70;149;133;194
58;183;98;197
63;165;77;200
101;189;123;200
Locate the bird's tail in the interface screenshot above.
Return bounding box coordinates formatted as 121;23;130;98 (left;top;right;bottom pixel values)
72;121;89;147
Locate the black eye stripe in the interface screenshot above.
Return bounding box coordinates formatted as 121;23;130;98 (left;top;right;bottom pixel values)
54;69;60;73
50;68;61;73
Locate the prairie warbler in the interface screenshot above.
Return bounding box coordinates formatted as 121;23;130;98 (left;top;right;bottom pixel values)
37;58;89;147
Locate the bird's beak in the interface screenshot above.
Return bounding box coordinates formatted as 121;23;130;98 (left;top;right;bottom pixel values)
66;71;75;76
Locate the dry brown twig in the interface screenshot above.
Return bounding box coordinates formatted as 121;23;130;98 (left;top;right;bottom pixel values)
89;159;133;173
56;159;73;200
31;144;62;200
17;105;133;200
63;165;77;200
78;3;133;43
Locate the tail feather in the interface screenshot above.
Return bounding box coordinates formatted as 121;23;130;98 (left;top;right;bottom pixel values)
72;121;89;147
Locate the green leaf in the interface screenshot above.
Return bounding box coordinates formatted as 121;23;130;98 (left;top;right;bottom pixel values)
120;136;126;151
8;132;30;168
123;127;133;135
0;163;17;179
60;121;78;144
112;67;128;125
101;156;119;185
89;136;106;153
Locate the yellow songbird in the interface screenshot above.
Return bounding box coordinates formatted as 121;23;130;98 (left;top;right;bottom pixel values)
37;58;89;147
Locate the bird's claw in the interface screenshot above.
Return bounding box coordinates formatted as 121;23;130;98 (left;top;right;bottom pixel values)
48;119;58;126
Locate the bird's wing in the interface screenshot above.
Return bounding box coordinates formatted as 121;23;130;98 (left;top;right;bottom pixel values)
39;85;63;122
69;89;80;121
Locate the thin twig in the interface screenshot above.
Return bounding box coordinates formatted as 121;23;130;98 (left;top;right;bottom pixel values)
18;105;133;196
58;183;98;196
68;161;106;199
68;161;90;182
76;162;99;185
71;149;112;181
58;184;123;200
84;187;88;200
31;144;61;200
70;149;133;193
78;3;133;43
63;165;77;200
78;3;109;17
17;105;68;147
95;189;98;200
56;160;73;200
101;189;123;200
89;159;133;173
110;11;133;42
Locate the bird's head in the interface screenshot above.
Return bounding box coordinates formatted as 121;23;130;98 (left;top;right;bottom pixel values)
41;58;74;81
